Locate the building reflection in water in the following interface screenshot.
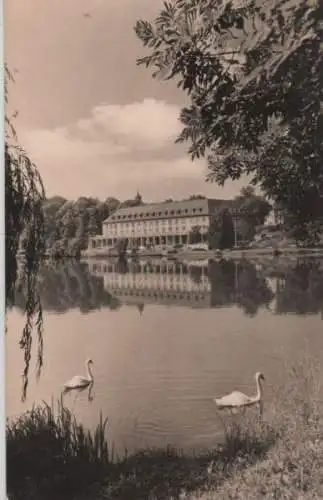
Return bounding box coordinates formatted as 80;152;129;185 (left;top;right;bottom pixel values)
88;259;212;309
87;258;275;316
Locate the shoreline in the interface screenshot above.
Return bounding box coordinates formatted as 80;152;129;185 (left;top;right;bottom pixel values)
80;247;323;261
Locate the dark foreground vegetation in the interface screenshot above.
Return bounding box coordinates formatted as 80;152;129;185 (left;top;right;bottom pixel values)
7;358;323;500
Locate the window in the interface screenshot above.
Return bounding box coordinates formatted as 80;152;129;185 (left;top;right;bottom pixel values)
165;211;168;215
177;210;181;214
170;210;174;215
184;209;188;214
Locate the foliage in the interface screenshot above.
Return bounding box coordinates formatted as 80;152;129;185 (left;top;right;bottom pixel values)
187;194;206;200
188;225;202;244
6;400;273;500
207;216;220;249
42;196;111;257
207;208;235;249
115;238;129;257
42;193;145;257
219;208;235;249
233;185;272;240
5;65;46;399
135;0;323;238
7;401;111;500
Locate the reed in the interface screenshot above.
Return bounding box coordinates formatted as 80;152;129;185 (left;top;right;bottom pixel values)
7;399;111;500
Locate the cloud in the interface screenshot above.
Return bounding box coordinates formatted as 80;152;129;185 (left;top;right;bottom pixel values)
21;97;245;201
76;99;183;149
21;99;203;198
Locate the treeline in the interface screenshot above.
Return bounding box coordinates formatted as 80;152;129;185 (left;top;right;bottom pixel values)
40;192;143;258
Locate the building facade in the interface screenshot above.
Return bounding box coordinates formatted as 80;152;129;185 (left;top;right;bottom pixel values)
89;198;230;250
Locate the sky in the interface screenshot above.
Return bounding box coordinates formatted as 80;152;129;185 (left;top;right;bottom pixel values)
6;0;247;202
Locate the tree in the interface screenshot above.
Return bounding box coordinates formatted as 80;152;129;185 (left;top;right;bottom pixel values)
188;225;202;244
207;216;220;250
207;208;235;249
233;185;272;239
219;209;235;250
104;197;120;214
187;194;206;200
135;1;323;240
115;238;129;258
5;65;46;398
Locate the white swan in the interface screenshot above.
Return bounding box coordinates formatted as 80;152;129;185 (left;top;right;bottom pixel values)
214;372;265;415
63;358;94;390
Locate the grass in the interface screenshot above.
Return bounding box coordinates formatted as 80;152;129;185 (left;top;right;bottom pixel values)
6;399;113;500
7;356;323;500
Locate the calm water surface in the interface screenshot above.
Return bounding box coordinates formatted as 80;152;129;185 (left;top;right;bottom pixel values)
6;257;323;454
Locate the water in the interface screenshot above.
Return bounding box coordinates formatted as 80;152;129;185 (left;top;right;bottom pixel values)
6;257;323;454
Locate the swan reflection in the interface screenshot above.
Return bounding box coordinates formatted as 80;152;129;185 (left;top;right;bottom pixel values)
62;380;94;403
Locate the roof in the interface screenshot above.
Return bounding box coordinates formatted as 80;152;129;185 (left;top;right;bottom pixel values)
103;198;230;223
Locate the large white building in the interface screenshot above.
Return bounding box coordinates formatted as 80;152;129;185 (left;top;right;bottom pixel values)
88;198;231;251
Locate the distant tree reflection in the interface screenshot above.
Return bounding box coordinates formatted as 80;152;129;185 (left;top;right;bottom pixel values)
13;261;121;314
115;257;129;275
208;259;236;307
208;259;274;316
235;260;274;316
273;260;323;315
189;266;203;284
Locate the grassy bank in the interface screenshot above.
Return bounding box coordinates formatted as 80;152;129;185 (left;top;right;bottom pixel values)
7;358;323;500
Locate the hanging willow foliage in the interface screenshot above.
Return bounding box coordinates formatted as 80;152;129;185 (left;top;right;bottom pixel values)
5;64;46;400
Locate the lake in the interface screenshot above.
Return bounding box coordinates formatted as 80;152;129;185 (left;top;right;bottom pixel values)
6;257;323;455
